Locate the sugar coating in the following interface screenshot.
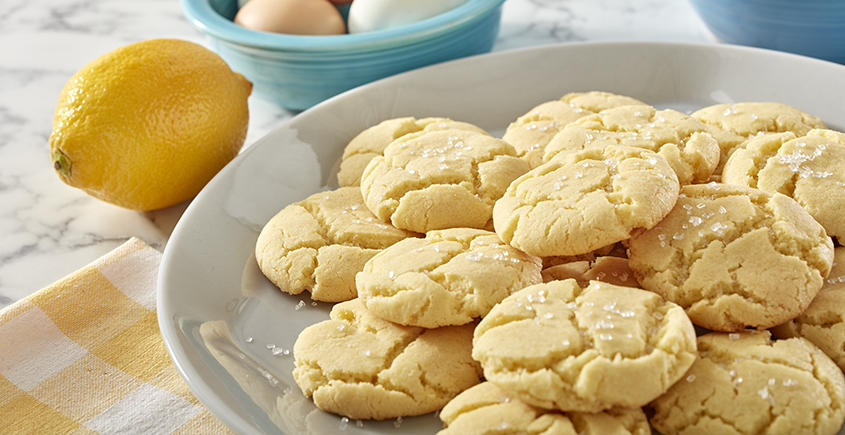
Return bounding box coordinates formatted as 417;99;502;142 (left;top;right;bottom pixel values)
338;117;489;187
472;279;697;413
628;183;834;332
255;187;418;302
360;129;529;233
437;382;651;435
543;105;720;184
503;92;645;169
649;331;845;435
722;129;845;242
493;145;680;257
357;228;542;328
691;102;827;175
292;299;483;420
772;247;845;372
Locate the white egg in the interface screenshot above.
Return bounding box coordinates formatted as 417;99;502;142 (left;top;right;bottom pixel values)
347;0;471;33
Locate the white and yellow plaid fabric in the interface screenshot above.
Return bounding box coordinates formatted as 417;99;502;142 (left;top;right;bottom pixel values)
0;237;233;435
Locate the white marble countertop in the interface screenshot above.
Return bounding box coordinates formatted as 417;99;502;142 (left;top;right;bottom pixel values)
0;0;715;308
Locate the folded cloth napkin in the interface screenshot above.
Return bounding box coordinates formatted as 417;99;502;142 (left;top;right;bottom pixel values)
0;237;233;435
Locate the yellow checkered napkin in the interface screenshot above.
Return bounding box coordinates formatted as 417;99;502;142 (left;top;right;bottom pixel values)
0;237;234;435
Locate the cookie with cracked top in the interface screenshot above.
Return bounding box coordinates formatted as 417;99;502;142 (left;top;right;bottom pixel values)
691;102;827;176
437;381;651;435
338;116;489;187
543;104;720;184
292;298;482;420
360;129;529;233
649;330;845;435
356;228;542;328
255;186;418;302
628;183;834;332
471;279;697;413
503;91;646;169
771;246;845;372
722;128;845;242
493;145;680;257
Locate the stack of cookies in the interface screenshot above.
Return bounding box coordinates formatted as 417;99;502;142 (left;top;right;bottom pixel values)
255;92;845;435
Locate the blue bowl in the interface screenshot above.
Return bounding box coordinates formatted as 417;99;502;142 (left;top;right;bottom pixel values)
181;0;505;110
689;0;845;64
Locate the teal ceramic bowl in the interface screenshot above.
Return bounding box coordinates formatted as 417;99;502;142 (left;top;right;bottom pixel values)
689;0;845;64
181;0;505;110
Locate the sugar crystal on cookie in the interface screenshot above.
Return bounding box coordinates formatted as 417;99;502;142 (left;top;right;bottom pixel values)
357;228;542;328
651;331;845;435
292;299;482;420
472;279;697;413
630;183;833;332
494;145;680;257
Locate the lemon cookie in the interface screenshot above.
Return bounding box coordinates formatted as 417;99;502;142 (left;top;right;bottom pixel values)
540;244;633;285
542;242;621;266
772;247;845;371
691;102;827;174
493;145;679;257
472;279;697;413
649;330;845;435
356;228;542;328
255;186;418;302
542;256;638;288
543;104;721;184
292;298;483;420
503;91;645;169
628;183;834;332
722;129;845;242
360;129;529;233
338;117;489;187
437;382;651;435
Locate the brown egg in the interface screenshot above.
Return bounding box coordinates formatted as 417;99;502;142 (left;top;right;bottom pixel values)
233;0;347;35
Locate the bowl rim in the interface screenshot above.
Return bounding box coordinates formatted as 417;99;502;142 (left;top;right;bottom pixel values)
180;0;506;52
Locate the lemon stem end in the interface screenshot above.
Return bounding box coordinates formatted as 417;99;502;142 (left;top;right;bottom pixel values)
53;149;71;178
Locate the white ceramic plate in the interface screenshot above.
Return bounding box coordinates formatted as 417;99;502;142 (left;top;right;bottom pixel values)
158;41;845;435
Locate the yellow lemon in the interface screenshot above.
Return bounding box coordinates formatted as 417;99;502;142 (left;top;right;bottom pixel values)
49;38;252;211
